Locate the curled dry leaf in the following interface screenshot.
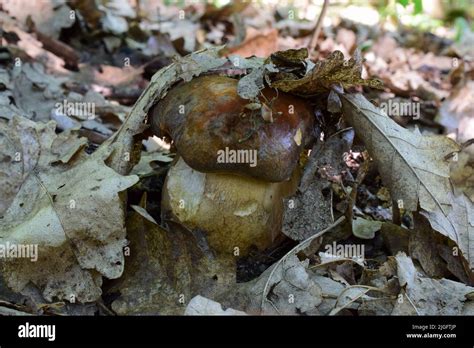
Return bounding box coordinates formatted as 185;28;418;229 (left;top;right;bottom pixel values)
271;50;383;96
340;93;474;273
98;46;227;176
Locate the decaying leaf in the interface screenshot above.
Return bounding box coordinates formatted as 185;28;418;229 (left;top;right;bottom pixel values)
409;214;450;278
0;116;87;215
329;286;372;315
185;295;246;315
352;217;382;239
0;116;138;302
109;212;235;315
394;253;474;315
219;254;323;315
340;92;459;214
235;58;278;100
422;192;474;272
340;93;474;272
271;50;383;96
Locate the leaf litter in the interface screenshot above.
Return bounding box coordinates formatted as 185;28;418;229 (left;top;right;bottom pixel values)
0;2;473;317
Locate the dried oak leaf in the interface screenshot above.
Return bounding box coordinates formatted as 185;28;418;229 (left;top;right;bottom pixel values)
0;116;138;302
217;254;323;315
393;253;473;315
0;116;87;215
340;93;474;272
271;50;383;96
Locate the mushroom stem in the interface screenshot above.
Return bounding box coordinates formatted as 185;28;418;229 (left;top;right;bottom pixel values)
162;158;299;256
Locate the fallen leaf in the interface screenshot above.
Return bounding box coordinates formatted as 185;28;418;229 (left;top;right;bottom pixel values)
109;212;235;315
185;295;246;315
408;214;449;278
225;254;323;315
352;217;382;239
97;46;227;176
3;0;74;39
0;116;137;302
272;50;383;96
226;28;279;58
340;93;474;272
393;253;474;315
131;151;173;177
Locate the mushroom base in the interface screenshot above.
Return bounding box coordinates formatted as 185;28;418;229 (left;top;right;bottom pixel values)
161;158;298;256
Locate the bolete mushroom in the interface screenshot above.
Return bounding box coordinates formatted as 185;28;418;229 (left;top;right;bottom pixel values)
150;75;314;255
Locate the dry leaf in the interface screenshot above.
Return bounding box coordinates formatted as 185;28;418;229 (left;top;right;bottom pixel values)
3;0;74;39
340;93;474;272
271;50;383;96
109;212;235;315
352;217;382;239
0;116;138;302
222;254;323;315
394;253;473;315
97;46;227;176
0;116;87;215
185;296;246;315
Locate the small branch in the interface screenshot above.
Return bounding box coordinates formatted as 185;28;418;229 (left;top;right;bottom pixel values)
308;0;330;55
26;17;79;68
392;200;401;225
346;152;369;225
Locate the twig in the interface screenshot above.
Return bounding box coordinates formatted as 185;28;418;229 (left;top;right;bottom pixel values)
392;200;401;225
26;17;79;68
346;150;369;225
308;0;330;55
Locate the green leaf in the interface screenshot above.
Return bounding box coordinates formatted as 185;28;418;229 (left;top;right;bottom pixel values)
398;0;409;7
413;0;423;14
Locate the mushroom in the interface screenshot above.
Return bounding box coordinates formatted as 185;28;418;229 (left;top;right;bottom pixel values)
150;75;314;255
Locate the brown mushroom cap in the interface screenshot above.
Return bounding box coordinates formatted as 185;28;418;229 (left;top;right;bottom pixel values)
150;75;314;182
